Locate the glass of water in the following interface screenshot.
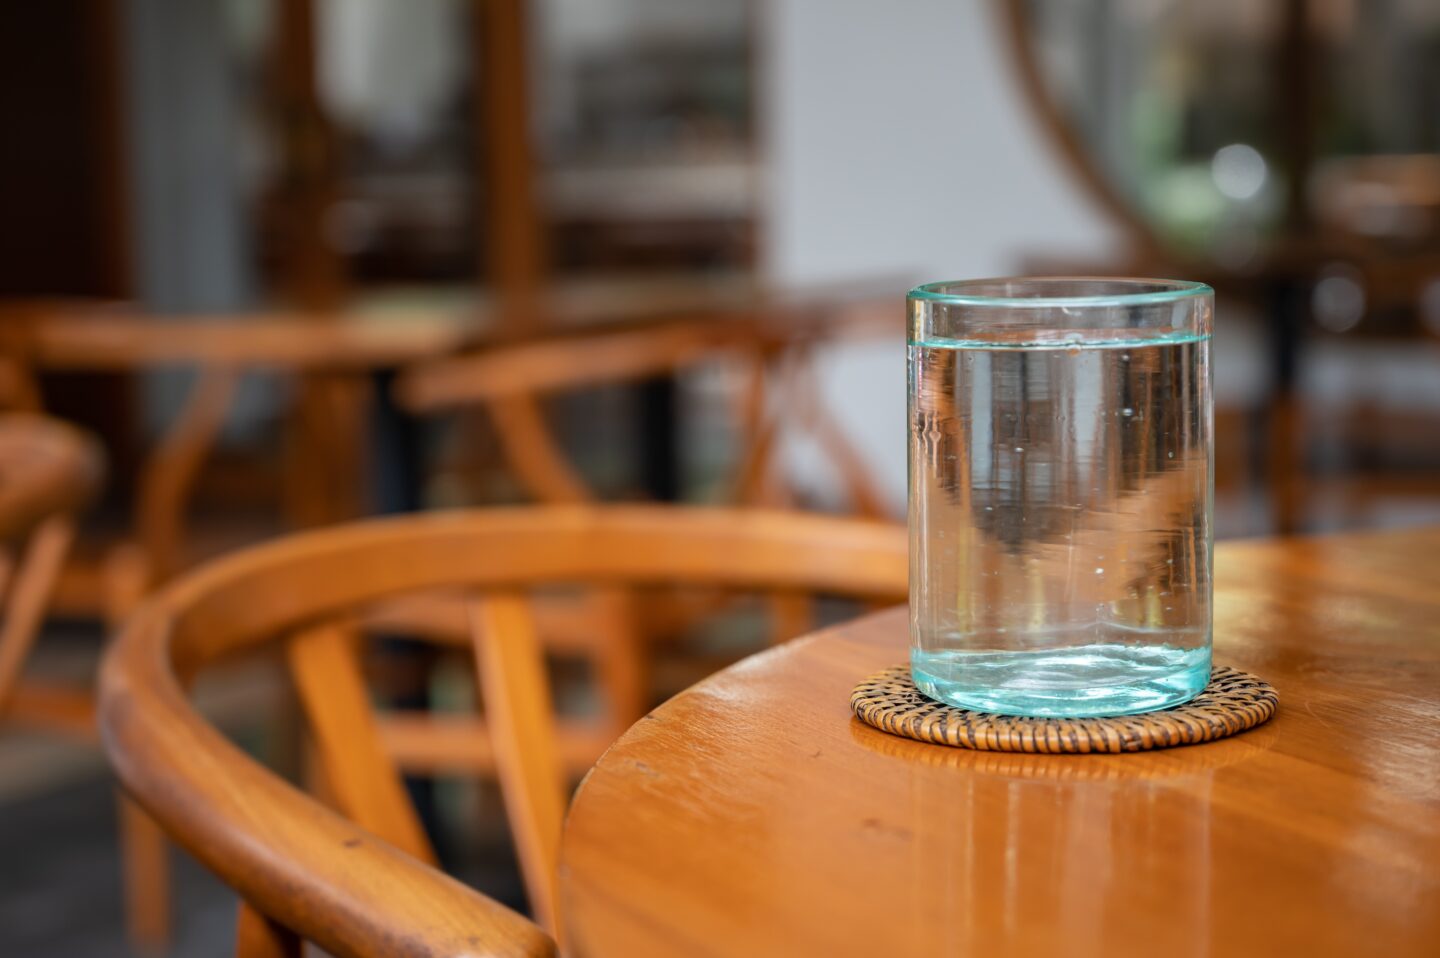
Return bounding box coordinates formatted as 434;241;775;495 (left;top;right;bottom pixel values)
908;277;1213;717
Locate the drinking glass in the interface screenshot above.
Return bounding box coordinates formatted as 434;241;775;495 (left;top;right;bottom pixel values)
908;277;1213;717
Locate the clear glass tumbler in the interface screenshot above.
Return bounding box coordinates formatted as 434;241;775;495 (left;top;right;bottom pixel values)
908;277;1213;717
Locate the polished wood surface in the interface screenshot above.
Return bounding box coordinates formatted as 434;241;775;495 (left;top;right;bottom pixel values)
99;506;907;958
561;526;1440;957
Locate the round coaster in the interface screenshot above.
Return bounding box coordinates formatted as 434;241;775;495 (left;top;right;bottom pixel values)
851;665;1277;753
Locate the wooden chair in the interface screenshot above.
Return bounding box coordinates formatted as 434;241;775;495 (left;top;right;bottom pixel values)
99;505;908;955
386;318;893;768
0;413;104;730
0;299;473;603
395;317;776;505
0;413;175;948
395;314;889;516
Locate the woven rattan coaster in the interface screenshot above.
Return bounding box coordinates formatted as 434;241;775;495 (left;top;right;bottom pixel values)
851;665;1277;753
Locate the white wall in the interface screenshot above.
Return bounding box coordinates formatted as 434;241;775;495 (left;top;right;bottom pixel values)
761;0;1118;513
125;0;271;439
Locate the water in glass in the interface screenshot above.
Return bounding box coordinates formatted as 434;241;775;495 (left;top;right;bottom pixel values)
909;329;1212;716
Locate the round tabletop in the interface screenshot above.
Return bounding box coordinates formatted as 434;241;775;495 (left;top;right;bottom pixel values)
559;527;1440;958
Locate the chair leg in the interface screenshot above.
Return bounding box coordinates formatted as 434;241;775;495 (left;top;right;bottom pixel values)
119;794;171;954
0;519;74;714
287;623;436;865
236;901;301;958
590;589;648;737
768;592;815;645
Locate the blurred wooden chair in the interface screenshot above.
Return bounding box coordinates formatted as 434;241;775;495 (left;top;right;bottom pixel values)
388;319;892;776
395;318;775;506
395;315;889;516
390;320;766;773
0;298;473;613
100;505;908;953
0;413;104;732
0;413;172;949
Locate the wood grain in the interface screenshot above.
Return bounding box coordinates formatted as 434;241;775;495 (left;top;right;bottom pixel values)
560;526;1440;958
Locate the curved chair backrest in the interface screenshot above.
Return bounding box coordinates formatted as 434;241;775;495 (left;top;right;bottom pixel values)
100;506;908;957
395;318;777;505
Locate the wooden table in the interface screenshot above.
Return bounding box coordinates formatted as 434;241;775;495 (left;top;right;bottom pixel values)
28;310;471;371
560;526;1440;957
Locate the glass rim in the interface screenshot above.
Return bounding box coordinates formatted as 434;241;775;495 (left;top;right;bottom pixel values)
908;276;1213;309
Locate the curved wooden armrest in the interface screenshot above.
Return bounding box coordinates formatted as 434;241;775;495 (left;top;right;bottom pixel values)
97;505;907;956
99;605;556;958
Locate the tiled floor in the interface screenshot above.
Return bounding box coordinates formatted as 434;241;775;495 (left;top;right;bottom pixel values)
0;761;533;956
0;770;533;956
0;777;235;957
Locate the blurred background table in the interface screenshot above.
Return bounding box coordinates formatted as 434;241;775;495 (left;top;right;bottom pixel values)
9;282;892;608
4;306;476;612
560;525;1440;958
